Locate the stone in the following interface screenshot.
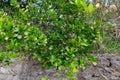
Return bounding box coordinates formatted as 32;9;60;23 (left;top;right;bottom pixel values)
0;67;9;74
13;64;22;75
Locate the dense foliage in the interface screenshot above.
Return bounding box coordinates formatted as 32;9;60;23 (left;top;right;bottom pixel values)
0;9;47;64
0;0;103;78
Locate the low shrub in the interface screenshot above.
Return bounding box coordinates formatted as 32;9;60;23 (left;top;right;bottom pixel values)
33;0;102;78
0;0;102;79
0;13;47;63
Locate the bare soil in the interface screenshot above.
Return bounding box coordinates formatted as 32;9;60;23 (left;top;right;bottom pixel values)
0;53;120;80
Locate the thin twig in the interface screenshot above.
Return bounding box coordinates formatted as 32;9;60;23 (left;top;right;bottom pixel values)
97;68;109;80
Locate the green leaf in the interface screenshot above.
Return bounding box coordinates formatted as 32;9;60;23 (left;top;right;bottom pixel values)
85;3;94;13
5;37;9;40
75;0;81;6
81;42;88;46
92;62;97;66
41;77;47;80
17;35;22;39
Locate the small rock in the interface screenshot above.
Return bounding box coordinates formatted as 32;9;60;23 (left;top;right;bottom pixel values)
0;67;9;74
13;64;22;75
